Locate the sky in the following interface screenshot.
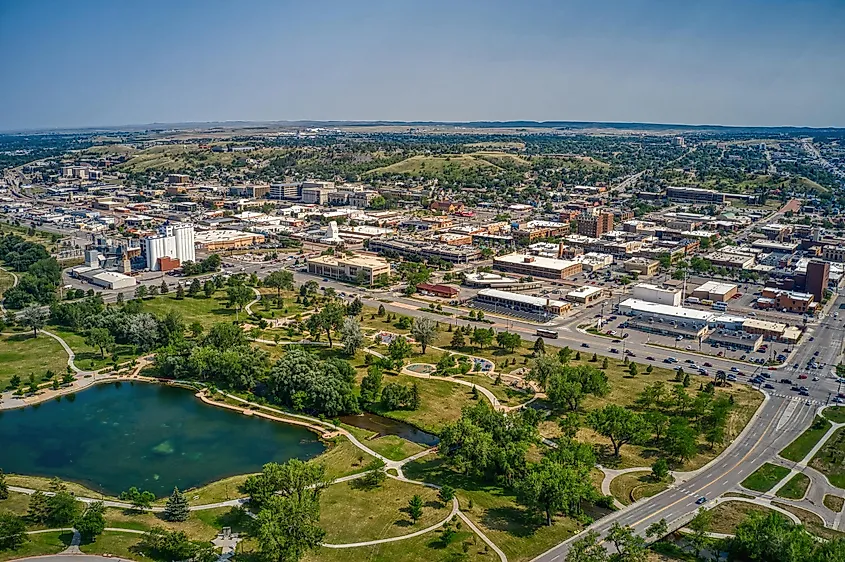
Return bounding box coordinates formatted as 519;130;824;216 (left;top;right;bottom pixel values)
1;0;844;130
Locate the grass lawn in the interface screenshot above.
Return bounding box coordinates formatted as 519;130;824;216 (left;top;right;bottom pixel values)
771;501;845;541
403;455;600;562
49;327;137;371
824;494;844;513
300;526;497;562
823;406;845;424
319;478;450;544
451;372;535;407
609;471;673;506
780;417;832;462
810;427;845;488
369;373;479;434
103;505;249;540
141;292;238;328
0;531;72;562
775;473;810;500
0;268;14;297
0;330;69;389
340;423;427;461
79;531;151;560
741;463;790;493
706;502;776;535
315;436;376;481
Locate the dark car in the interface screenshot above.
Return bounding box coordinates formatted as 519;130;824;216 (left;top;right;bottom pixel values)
610;348;619;353
695;497;707;505
646;356;655;361
764;383;775;389
581;343;590;348
779;379;792;384
703;362;713;367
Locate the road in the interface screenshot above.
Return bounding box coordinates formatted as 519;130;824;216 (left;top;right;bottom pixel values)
532;296;845;561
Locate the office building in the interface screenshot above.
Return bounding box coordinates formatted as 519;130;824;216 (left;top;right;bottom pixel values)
692;281;738;302
475;289;570;316
307;253;391;286
574;212;614;237
493;253;583;280
666;186;726;204
270;182;303;200
805;261;830;302
632;283;682;306
565;286;603;304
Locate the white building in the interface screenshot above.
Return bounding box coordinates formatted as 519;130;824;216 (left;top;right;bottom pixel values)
631;283;682;307
172;224;196;264
144;223;196;270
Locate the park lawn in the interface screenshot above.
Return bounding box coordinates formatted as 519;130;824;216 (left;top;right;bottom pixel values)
49;327;136;371
340;424;426;461
0;531;72;562
370;373;478;434
403;455;594;562
79;531;151;561
609;471;673;506
0;331;69;389
140;292;238;328
319;478;450;544
451;372;535;407
0;268;14;297
810;427;845;488
5;474;116;502
315;436;376;481
741;463;790;493
780;416;832;462
300;526;498;562
824;494;844;513
179;473;251;506
103;505;249;541
706;502;776;535
823;406;845;424
776;473;810;500
771;501;845;541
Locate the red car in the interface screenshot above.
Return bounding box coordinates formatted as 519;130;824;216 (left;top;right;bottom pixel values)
798;374;808;380
703;362;713;367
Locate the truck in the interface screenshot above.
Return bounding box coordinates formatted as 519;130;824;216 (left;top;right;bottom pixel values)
685;297;701;305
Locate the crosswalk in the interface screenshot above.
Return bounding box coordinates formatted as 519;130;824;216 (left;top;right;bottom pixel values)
768;392;825;406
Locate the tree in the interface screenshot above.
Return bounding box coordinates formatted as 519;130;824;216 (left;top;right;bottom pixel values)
559;346;573;365
439;485;456;504
21;304;48;336
471;328;493;349
310;302;344;348
203;280;214;298
687;507;712;558
517;458;592;526
85;327;115;358
148;285;159;297
243;460;328;511
358;460;387;489
651;458;669;481
496;331;521;353
381;382;419;410
451;328;466;349
388;335;413;363
227;284;254;321
587;405;648;457
267;349;358;417
163;487;190;522
175;284;185;299
731;512;815;562
0;512;27;551
411;317;437;354
628;363;638;377
565;530;608;562
0;469;8;500
606;522;647;562
359;365;383;406
138;527;215;562
120;487;156;511
135;284;148;299
189;321;204;339
645;518;668;540
264;271;294;304
27;490;50;523
664;417;698;461
47;491;80;526
340;317;364;355
347;297;363;317
159;280;169;294
601;358;608;369
188;279;201;297
75;501;106;543
408;495;424;523
533;337;546;356
377;304;386;316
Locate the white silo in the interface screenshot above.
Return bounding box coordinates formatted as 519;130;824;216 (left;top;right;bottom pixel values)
172;224;196;264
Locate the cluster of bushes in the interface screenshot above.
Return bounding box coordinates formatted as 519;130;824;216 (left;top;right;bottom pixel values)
0;234;60;309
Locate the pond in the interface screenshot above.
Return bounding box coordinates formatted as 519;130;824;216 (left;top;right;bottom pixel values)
0;382;325;497
340;412;440;447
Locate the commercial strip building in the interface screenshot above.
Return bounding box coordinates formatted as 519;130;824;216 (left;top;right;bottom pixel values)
69;266;137;290
493;253;583;280
307;253;390;286
368;237;481;264
565;286;604;304
462;272;543;290
416;283;459;298
624;258;660;276
692;281;738;302
666;186;726;204
632;283;682;306
194;230;266;251
475;289;570;316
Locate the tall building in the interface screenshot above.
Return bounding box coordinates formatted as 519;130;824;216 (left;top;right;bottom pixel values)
144;224;195;271
172;224;196;264
574;212;614;237
805;260;830;302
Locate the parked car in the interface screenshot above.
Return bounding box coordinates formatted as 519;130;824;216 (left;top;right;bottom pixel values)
764;383;775;389
798;374;808;380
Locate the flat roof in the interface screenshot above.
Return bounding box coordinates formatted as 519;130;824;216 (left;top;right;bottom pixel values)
633;283;677;294
567;286;603;298
308;253;389;268
619;298;715;321
695;281;738;295
742;318;787;332
494;253;580;271
477;288;567;308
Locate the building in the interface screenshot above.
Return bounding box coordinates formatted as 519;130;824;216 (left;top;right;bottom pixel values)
742;319;787;340
705;331;763;352
167;174;191;184
144;233;176;271
348;190;379;208
143;224;196;271
70;266;137;290
666;186;726;204
368;238;480;264
307;253;390;286
429;200;464;213
301;185;337;204
475;289;570;317
705;251;756;270
513;221;570;243
574;252;614;272
230;185;270;198
194;230;265;251
759;289;815;314
416;283;459;298
624;258;660;276
493;253;583;280
692;281;738;302
565;286;603;304
462;272;542;290
805;260;830;302
632;283;682;306
618;298;713;332
822;246;845;263
574;212;614;237
270;182;303;200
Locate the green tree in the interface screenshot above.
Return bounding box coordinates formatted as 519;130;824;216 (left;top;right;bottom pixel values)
359;365;383;406
358;460;386;490
645;518;668;540
587;405;648;457
388;335;413;363
75;501;106;543
606;522;647;562
516;458;594;526
533;337;546;356
407;495;424;524
559;346;573;364
243;460;328;511
264;271;294;304
188;279;201;297
411;317;437;354
253;484;325;562
175;284;185;299
565;530;608;562
189;321;204;339
226;284;254;321
664;417;698;461
0;512;28;551
163;487;190;522
340;317;364;356
0;469;8;500
496;331;521;353
47;491;80;526
203;280;214;298
27;490;50;523
159;280;169;294
688;507;712;558
85;327;115;358
438;485;455;504
651;458;669;481
120;487;155;511
628;363;638;377
471;328;493;349
450;329;466;349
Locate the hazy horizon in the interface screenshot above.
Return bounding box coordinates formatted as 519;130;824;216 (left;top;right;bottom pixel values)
2;0;844;130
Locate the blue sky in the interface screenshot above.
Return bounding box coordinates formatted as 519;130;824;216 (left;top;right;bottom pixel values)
1;0;844;130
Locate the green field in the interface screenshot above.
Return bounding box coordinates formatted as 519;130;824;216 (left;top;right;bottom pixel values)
776;473;810;500
50;327;137;371
140;292;240;328
609;471;673;506
741;463;790;492
779;416;832;462
706;502;776;535
0;531;72;562
0;330;69;389
811;427;845;488
823;406;845;424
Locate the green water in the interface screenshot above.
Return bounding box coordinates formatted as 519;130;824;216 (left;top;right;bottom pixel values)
0;382;325;497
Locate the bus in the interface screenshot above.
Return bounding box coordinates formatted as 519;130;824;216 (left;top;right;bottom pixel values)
712;302;728;311
536;329;559;339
